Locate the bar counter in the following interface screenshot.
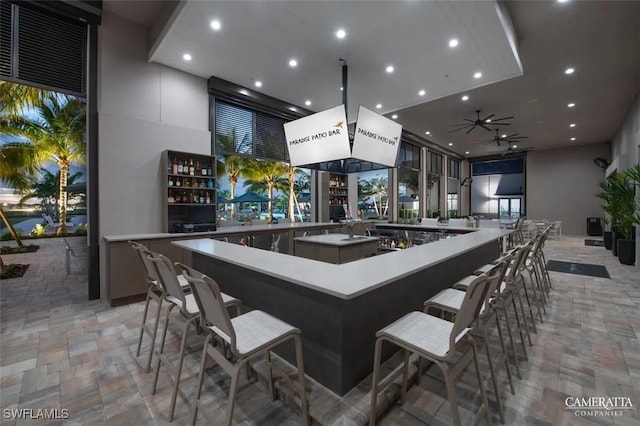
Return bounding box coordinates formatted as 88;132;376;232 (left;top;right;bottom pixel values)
173;227;511;394
102;222;342;304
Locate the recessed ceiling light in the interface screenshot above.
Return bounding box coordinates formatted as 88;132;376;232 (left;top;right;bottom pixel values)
386;65;394;73
336;28;346;39
569;123;576;127
449;38;459;48
239;89;248;96
254;80;262;88
210;20;221;31
570;137;576;141
465;151;470;155
305;100;311;106
461;95;469;101
473;72;482;79
391;114;398;119
513;145;518;149
564;67;575;75
558;0;569;3
289;59;298;68
376;104;382;109
501;134;507;138
182;53;192;61
425;131;431;135
448;143;453;146
340;87;344;91
567;102;575;108
289;107;297;112
418;89;426;96
486;119;492;123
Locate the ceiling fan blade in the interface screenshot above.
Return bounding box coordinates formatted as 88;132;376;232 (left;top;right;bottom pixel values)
450;126;472;133
479;123;493;132
490;123;511;126
481;113;495;122
463;118;478;124
465;126;479;134
491;116;514;122
511;135;528;139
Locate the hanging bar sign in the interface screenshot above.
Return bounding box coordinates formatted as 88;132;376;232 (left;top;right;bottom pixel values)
284;105;351;167
351;106;402;167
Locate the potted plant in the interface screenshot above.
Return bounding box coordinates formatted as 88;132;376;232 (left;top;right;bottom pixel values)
616;165;640;265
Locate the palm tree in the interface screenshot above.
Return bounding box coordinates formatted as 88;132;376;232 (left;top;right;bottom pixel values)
359;177;388;217
242;159;289;223
0;81;62;116
0;94;85;234
216;128;252;218
20;169;83;218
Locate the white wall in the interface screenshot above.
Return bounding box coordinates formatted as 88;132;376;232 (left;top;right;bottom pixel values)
471;173;524;218
610;94;639;266
526;144;610;236
98;11;211;296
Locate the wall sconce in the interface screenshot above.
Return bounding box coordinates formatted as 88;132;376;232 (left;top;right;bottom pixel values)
461;177;473;187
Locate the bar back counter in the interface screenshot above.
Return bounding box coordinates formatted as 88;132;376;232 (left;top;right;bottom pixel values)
173;226;510;395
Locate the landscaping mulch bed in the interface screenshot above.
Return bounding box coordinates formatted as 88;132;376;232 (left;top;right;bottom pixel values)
1;264;30;279
1;244;40;255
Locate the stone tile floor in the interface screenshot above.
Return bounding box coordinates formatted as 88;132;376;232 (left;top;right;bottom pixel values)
0;236;638;425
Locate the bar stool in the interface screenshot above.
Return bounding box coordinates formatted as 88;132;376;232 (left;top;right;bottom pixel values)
370;275;493;426
129;241;192;372
179;264;309;426
148;254;241;422
424;262;511;424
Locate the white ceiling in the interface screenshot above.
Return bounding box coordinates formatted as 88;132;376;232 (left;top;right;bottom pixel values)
109;0;640;158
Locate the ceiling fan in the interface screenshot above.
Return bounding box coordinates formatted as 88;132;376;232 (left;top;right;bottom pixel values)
480;129;528;146
501;141;530;156
449;110;514;134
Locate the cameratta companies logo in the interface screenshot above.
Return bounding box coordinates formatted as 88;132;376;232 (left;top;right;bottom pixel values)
565;396;633;417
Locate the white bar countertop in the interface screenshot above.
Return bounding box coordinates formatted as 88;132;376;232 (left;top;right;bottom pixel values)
103;222;341;242
173;228;511;300
294;233;379;246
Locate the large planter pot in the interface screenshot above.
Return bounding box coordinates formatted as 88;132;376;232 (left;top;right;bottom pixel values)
612;231;619;256
603;231;613;250
618;239;636;265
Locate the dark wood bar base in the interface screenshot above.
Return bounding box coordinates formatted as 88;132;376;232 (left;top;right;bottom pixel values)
193;239;500;395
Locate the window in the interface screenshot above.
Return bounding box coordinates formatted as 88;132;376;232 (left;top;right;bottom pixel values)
0;1;87;95
357;170;388;219
214;100;290;162
398;142;421;169
448;158;460;179
429;152;443;175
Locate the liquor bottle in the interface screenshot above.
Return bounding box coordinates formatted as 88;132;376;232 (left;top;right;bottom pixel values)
167;157;172;174
200;179;205;188
175;177;181;187
185;178;190;188
175;192;181;203
199;194;205;204
168;190;174;204
189;159;195;176
189;192;194;204
172;157;178;174
201;163;207;176
195;161;201;176
178;160;183;174
205;192;211;204
207;179;213;189
207;164;212;176
168;177;174;186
